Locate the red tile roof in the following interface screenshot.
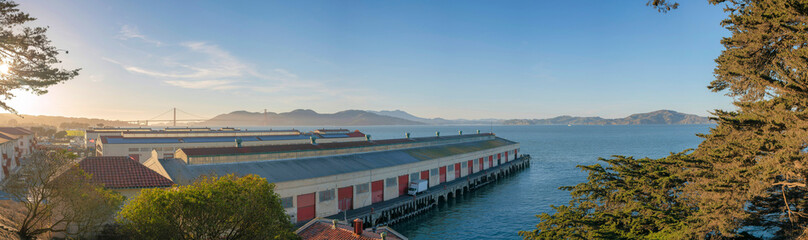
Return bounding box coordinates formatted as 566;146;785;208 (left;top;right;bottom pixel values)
181;133;493;157
297;219;405;240
346;131;366;137
78;156;174;189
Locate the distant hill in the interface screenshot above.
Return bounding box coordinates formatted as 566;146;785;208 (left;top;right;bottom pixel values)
198;109;425;126
0;114;133;129
503;110;713;125
368;110;499;125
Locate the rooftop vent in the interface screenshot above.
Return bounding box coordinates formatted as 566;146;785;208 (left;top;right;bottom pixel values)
353;218;363;235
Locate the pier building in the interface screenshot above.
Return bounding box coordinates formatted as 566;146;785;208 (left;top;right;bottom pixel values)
142;132;525;224
95;128;366;162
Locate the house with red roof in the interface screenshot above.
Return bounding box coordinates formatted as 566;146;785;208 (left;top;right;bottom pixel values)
296;218;407;240
77;156;174;200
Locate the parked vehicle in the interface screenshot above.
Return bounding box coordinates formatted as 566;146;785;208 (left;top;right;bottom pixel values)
407;179;428;196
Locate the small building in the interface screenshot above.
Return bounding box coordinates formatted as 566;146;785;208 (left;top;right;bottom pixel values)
296;218;407;240
0;127;35;182
77;156;174;201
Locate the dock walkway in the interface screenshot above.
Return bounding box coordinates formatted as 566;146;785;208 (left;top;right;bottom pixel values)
323;154;531;228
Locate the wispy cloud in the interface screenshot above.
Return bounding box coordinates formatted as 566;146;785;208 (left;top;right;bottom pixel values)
107;25;377;105
116;25;163;46
164;80;240;90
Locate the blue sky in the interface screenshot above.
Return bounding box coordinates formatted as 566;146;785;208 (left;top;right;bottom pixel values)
11;0;732;120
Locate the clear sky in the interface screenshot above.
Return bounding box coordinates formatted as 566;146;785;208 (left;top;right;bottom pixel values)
9;0;733;120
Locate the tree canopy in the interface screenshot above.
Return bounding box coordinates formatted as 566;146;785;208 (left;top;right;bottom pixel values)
524;0;808;239
0;0;79;114
117;174;299;240
0;150;124;240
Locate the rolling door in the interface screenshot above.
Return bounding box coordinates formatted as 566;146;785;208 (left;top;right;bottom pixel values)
489;155;494;168
338;186;353;211
468;160;474;174
398;175;409;196
297;193;316;222
455;163;461;178
421;170;429;184
439;166;447;183
505;151;509;162
479;158;484;171
371;180;384;203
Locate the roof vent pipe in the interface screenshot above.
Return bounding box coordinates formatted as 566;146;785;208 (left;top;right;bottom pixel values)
459;130;462;135
235;138;242;148
405;132;410;139
366;135;371;141
380;232;387;240
332;219;338;229
436;131;440;137
310;136;317;145
477;130;481;134
353;218;363;235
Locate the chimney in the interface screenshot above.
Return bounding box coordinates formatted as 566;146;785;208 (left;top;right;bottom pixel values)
380;232;387;240
365;135;371;142
235;138;242;148
332;219;338;229
405;132;410;139
476;129;481;134
458;130;463;135
310;136;317;145
352;218;363;235
435;131;440;137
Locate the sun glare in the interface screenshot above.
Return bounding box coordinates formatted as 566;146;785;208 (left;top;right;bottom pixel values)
0;63;9;75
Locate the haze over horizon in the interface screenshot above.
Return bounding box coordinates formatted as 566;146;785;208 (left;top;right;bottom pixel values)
10;1;733;120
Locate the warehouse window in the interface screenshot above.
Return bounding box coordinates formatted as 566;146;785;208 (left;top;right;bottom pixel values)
462;162;467;168
281;197;293;208
448;165;454;172
128;148;139;152
319;189;335;202
386;177;397;187
430;168;439;176
409;173;419;182
356;183;369;194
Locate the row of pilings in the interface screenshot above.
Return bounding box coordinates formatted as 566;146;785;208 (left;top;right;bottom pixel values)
354;155;531;229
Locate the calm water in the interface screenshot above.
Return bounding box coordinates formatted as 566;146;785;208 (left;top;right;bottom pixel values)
250;124;712;239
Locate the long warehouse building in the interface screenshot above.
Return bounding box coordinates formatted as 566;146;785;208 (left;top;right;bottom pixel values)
96;129;366;162
142;133;520;223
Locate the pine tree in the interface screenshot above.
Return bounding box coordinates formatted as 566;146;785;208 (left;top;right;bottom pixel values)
525;1;808;239
0;0;79;114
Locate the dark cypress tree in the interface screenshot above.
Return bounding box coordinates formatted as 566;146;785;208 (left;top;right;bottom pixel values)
524;1;808;239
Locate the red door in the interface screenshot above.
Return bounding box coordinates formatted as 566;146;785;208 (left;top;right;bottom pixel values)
489;155;494;167
455;163;461;178
398;175;409;196
468;160;473;174
297;193;316;222
515;149;518;157
505;152;509;162
497;153;501;161
479;158;484;171
421;170;429;183
338;186;353;211
371;180;384;203
439;166;447;183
